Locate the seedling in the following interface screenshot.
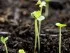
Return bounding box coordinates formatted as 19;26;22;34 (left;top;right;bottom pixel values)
0;36;8;53
18;49;25;53
56;23;66;53
45;0;50;17
31;0;46;53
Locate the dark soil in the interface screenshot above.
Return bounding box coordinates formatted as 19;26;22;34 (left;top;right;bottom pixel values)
0;0;70;53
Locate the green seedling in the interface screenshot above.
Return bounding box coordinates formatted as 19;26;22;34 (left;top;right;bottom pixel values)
56;23;66;53
44;0;50;17
18;49;25;53
0;36;8;53
31;0;46;53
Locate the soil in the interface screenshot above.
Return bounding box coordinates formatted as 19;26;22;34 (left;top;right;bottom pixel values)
0;0;70;53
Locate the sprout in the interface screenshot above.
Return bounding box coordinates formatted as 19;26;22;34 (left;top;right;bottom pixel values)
55;23;66;53
1;36;8;44
0;36;8;53
31;0;46;53
18;49;25;53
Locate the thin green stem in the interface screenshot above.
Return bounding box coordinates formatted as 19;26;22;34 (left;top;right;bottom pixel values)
39;21;41;34
5;44;8;53
34;19;39;53
59;27;62;53
44;3;49;17
40;7;42;14
38;35;40;53
38;21;41;53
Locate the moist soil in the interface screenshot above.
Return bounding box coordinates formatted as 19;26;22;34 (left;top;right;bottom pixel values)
0;0;70;53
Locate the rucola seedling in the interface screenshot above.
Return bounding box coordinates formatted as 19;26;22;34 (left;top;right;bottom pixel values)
0;36;8;53
18;49;25;53
31;0;46;53
45;0;50;17
56;23;66;53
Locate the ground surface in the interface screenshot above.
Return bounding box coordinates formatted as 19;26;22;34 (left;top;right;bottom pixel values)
0;0;70;53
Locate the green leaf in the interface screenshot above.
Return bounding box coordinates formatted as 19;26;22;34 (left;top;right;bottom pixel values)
36;0;41;5
31;11;41;19
19;49;25;53
1;36;5;44
4;37;8;42
39;1;46;7
37;16;45;21
56;23;66;27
